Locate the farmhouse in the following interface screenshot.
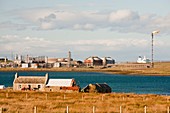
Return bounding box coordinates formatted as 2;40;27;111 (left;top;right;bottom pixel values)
13;73;48;91
13;73;80;92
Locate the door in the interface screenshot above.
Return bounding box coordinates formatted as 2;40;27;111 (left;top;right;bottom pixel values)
28;85;31;90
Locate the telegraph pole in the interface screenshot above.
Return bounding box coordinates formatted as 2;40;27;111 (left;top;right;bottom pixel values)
151;33;154;68
151;30;160;68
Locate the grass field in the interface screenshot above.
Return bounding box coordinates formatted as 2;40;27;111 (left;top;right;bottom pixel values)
0;91;170;113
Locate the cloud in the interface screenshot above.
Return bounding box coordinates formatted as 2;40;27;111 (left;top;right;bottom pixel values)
109;9;139;23
37;9;170;34
0;21;27;30
2;8;170;34
0;35;148;52
152;14;170;34
73;24;95;30
66;38;151;52
0;34;169;60
39;21;56;30
1;34;168;52
0;35;54;54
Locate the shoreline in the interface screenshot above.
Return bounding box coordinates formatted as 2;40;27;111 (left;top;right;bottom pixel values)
0;66;170;76
1;62;170;76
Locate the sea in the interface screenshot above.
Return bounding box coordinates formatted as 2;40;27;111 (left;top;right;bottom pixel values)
0;71;170;95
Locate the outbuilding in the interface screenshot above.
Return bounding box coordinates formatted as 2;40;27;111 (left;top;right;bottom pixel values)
81;83;112;93
0;85;5;90
45;79;80;92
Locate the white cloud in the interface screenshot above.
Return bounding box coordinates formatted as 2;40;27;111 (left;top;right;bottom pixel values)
40;21;56;30
67;38;150;51
2;8;170;34
0;35;53;54
0;21;27;30
73;24;95;30
0;34;169;60
0;35;146;52
109;9;139;23
18;8;55;23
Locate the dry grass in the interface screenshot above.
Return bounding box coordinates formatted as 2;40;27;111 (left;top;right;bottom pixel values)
102;62;170;76
132;62;170;75
0;91;170;113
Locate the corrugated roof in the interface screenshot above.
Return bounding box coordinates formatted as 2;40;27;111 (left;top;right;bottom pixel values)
46;79;73;87
14;76;46;84
0;85;5;89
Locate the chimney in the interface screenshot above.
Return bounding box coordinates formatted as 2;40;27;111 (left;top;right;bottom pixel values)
4;57;7;63
45;73;49;84
15;73;18;79
68;51;71;67
103;57;107;66
27;54;29;63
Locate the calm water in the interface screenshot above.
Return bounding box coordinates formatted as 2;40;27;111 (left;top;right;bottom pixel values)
0;71;170;95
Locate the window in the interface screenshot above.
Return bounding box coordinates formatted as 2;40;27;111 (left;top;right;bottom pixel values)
18;85;21;89
38;85;41;89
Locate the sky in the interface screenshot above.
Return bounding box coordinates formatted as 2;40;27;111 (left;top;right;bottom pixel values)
0;0;170;62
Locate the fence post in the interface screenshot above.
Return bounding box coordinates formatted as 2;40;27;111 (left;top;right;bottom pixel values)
66;106;69;113
93;106;95;113
46;93;48;100
64;95;66;100
82;95;84;100
102;95;104;101
34;106;37;113
167;97;169;103
120;106;122;113
167;106;170;113
122;96;125;101
0;108;3;113
144;106;147;113
6;93;8;98
26;93;28;99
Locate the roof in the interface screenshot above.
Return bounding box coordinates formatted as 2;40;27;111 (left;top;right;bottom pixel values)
46;79;73;87
85;56;102;61
81;83;112;93
0;85;5;89
14;76;46;84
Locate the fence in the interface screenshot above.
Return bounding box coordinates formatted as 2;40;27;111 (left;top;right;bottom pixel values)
1;105;169;113
0;91;170;113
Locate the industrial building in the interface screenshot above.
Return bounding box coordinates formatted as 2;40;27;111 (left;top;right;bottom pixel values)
84;56;103;67
84;56;115;67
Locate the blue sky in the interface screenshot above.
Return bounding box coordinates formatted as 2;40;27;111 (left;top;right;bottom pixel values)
0;0;170;62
